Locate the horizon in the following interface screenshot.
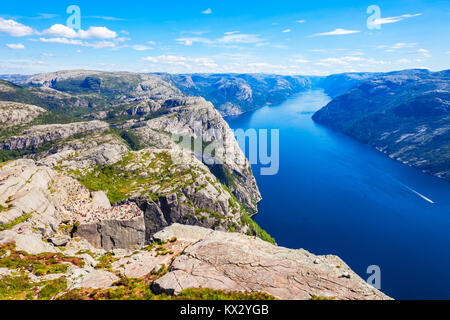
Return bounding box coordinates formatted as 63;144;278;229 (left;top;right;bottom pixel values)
1;67;449;78
1;0;449;75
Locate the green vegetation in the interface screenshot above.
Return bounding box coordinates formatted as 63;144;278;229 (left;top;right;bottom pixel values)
95;252;118;271
0;204;13;212
177;288;275;300
0;275;67;300
311;295;336;301
57;277;274;301
0;213;32;232
120;130;143;151
0;243;84;276
241;211;276;245
76;151;198;204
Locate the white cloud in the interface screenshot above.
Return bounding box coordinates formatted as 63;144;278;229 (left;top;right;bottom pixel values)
373;13;422;26
202;8;212;15
297;20;306;24
78;27;117;39
147;41;156;45
39;37;83;45
6;43;25;50
409;48;432;58
282;29;291;33
0;18;34;37
176;37;213;46
132;45;152;51
291;58;310;63
43;24;117;39
44;24;77;38
142;55;218;69
176;33;264;46
309;28;360;37
39;37;123;49
224;31;240;35
218;33;264;44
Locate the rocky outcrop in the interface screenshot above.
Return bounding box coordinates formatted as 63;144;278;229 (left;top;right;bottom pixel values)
75;217;146;251
137;98;262;213
0;101;46;127
151;224;389;300
0;120;109;151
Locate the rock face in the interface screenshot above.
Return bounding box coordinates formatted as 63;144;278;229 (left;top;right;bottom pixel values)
0;161;390;300
161;73;316;116
313;69;450;181
0;101;46;127
152;224;389;300
0;120;109;151
136;98;261;213
75;217;146;251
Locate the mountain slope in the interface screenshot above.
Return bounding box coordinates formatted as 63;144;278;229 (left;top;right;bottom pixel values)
313;69;450;180
0;71;263;237
160;73;317;116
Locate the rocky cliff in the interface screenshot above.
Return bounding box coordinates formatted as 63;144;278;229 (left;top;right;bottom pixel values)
161;73;316;116
0;160;388;300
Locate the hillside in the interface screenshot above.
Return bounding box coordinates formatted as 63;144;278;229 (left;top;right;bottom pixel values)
313;69;450;181
160;73;317;116
0;70;391;300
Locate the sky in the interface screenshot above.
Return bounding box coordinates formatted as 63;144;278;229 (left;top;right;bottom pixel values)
0;0;449;75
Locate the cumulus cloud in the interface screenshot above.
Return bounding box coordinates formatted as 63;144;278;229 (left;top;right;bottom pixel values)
202;8;213;15
297;20;306;24
0;18;34;37
282;29;291;33
43;24;117;39
309;28;360;37
6;43;25;50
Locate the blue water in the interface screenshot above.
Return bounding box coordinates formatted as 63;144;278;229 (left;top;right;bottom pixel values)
226;90;450;300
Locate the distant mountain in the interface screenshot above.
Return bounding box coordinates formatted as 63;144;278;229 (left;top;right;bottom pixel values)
0;74;31;84
313;69;450;181
316;72;379;98
159;73;319;116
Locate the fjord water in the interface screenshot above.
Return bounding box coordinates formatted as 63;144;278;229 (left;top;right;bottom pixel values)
226;90;450;300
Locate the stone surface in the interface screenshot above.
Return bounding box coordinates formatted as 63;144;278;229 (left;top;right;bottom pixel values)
68;268;119;290
75;217;146;251
0;101;46;127
152;225;390;300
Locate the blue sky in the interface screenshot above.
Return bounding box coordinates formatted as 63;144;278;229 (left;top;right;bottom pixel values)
0;0;449;75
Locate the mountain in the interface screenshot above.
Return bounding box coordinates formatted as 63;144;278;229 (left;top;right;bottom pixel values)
160;73;318;116
313;69;450;181
0;70;390;300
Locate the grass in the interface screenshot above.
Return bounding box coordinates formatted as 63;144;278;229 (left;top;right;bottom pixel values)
0;204;13;212
177;288;275;301
95;252;118;271
0;213;32;232
241;211;276;245
0;275;67;300
0;243;84;276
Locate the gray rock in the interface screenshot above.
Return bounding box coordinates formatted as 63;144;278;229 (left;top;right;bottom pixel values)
75;217;146;251
152;225;390;300
49;236;70;247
